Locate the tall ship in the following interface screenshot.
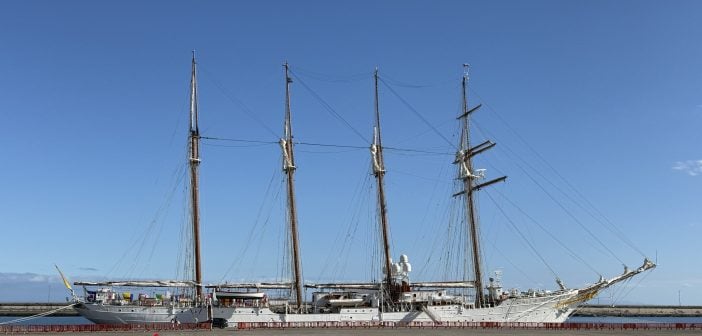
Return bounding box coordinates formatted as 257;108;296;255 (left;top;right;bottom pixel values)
67;58;655;325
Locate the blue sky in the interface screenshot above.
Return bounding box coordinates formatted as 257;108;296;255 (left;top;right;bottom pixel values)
1;0;700;305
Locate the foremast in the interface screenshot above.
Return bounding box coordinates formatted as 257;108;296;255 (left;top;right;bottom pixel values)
188;51;203;301
371;69;395;301
281;62;304;312
454;64;505;307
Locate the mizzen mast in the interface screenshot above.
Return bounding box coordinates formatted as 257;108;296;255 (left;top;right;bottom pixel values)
454;64;505;307
281;62;304;312
188;51;203;300
371;68;395;297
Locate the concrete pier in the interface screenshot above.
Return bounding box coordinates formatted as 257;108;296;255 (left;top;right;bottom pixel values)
575;305;702;317
0;303;78;316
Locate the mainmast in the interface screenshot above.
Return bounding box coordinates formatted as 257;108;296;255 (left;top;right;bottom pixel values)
281;62;304;312
188;51;203;300
454;64;505;307
371;68;394;295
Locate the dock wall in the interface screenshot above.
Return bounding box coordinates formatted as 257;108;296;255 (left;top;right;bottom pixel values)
0;303;78;316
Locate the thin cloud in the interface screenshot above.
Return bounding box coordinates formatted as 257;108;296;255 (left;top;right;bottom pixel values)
637;278;702;288
672;160;702;176
78;267;99;272
0;272;58;284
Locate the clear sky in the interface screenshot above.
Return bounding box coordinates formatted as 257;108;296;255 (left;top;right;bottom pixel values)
1;0;700;305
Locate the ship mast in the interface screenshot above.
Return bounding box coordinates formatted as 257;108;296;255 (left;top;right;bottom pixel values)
188;51;203;300
281;62;304;312
455;65;505;307
371;68;394;296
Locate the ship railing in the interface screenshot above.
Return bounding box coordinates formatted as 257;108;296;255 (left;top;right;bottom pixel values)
216;302;259;308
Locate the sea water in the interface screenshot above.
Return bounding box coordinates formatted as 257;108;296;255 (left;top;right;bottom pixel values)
2;315;702;325
0;316;93;325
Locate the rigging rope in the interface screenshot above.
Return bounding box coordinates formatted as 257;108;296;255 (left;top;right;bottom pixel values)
201;135;452;155
613;269;653;306
378;77;457;149
201;136;277;145
413;165;453;280
201;142;273;148
106;158;188;280
378;72;457;89
488;189;601;275
488;239;539;285
221;167;283;281
198;65;279;137
483;191;561;280
471;89;647;258
317;162;373;281
288;69;369;144
510;157;626;265
393;118;456;148
470;120;627;265
290;66;372;83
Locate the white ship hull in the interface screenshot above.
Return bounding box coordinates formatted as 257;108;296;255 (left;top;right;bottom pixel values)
215;290;578;324
74;303;209;324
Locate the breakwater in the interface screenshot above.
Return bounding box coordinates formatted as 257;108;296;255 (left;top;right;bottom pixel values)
575;305;702;317
0;303;77;317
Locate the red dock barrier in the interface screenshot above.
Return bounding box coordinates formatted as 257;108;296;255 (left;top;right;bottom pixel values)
2;321;702;332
